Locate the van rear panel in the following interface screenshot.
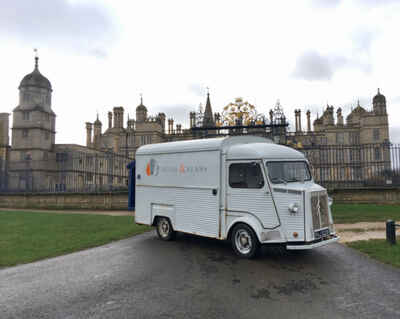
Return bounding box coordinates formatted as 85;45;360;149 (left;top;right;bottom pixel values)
135;150;221;238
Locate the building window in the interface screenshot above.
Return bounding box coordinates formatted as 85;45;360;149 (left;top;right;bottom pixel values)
22;129;28;137
45;113;50;121
23;111;30;120
56;152;68;162
375;148;381;160
336;132;344;145
140;135;152;145
373;128;380;141
350;132;360;145
21;152;31;160
86;173;93;182
229;163;264;189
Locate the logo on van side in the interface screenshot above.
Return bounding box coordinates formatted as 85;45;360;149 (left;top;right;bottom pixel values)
146;159;159;176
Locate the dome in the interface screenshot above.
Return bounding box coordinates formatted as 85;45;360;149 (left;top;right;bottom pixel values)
373;88;386;104
136;96;147;112
94;114;102;126
19;57;52;91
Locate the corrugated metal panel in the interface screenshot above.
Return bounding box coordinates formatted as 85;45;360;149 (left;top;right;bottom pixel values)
227;189;279;228
135;185;219;238
273;191;304;241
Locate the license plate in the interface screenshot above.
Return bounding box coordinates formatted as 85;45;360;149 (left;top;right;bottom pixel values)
315;228;330;239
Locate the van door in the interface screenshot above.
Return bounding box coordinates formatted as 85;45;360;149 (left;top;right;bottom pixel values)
226;161;280;229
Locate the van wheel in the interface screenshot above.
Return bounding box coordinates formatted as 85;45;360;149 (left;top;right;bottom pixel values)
156;217;176;241
231;224;260;259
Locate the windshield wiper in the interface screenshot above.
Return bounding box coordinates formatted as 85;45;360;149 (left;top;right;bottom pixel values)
271;177;287;184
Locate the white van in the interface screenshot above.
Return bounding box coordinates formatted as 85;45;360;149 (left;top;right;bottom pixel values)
134;136;339;258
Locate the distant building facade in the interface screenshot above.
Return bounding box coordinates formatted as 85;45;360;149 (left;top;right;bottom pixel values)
0;56;130;192
0;55;391;192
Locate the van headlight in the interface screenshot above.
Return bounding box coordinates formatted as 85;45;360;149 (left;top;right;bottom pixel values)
288;203;299;214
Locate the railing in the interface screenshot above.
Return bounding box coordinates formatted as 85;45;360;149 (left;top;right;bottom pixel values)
299;143;394;189
0;151;132;193
1;141;400;193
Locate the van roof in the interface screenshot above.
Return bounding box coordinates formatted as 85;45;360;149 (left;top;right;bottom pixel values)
227;143;305;160
136;136;305;160
136;136;271;155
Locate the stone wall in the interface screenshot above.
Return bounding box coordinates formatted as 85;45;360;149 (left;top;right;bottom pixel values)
330;187;400;204
0;192;128;210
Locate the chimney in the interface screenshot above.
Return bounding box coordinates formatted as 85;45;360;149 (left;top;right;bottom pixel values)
298;109;302;132
108;112;112;129
306;110;311;132
294;110;299;132
86;122;93;147
113;107;118;128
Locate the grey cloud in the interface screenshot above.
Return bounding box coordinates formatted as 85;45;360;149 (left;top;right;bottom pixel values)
292;50;372;82
292;51;335;81
0;0;116;57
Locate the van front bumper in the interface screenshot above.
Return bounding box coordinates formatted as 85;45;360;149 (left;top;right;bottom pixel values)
286;235;340;250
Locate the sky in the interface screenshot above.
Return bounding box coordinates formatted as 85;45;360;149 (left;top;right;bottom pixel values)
1;0;400;144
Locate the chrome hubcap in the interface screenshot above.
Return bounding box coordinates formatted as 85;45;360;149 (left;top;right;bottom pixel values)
159;220;170;237
235;229;252;254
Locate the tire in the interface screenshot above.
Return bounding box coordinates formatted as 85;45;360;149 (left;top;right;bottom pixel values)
231;223;260;259
156;217;176;241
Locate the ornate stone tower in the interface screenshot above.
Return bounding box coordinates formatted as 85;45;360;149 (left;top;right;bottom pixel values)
136;96;147;123
8;53;56;191
202;92;215;128
93;115;102;149
373;88;387;116
11;54;56;161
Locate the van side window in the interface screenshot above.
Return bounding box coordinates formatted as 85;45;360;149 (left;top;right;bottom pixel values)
229;163;264;189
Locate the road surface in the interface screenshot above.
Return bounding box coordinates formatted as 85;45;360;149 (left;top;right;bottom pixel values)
1;231;399;318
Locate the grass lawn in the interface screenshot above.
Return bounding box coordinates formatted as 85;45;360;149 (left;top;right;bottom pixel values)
348;238;400;268
332;204;400;224
0;211;151;267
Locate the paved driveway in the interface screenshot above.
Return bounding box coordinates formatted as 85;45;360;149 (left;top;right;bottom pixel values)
1;231;399;319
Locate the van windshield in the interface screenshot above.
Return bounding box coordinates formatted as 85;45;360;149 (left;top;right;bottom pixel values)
266;161;311;183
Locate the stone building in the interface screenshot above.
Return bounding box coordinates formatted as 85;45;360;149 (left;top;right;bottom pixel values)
0;56;130;192
0;54;392;192
288;89;389;147
287;91;390;186
85;92;217;157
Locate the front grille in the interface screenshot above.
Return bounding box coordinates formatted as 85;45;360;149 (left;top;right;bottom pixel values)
310;191;330;230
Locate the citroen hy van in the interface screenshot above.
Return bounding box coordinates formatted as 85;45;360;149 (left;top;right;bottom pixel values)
134;136;339;258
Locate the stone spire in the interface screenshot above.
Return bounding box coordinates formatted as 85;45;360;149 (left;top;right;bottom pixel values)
202;89;215;128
